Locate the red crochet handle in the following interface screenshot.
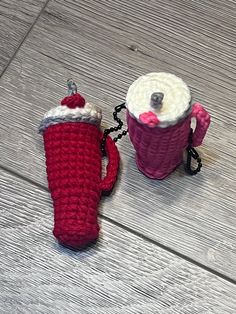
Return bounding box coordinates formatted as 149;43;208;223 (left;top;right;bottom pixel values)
100;133;120;193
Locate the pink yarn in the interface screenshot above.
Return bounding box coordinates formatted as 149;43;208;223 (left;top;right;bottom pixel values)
191;103;211;147
127;103;210;179
139;111;160;127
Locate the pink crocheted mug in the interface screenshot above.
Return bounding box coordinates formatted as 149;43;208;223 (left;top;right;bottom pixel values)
108;73;210;179
127;102;210;179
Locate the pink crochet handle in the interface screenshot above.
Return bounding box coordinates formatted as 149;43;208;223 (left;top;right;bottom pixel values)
185;102;210;175
191;102;211;147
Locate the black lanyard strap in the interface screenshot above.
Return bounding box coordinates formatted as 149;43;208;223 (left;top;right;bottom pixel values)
101;103;127;155
185;128;202;175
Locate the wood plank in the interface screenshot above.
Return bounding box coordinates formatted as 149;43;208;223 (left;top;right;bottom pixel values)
0;0;47;75
0;168;236;314
0;0;236;279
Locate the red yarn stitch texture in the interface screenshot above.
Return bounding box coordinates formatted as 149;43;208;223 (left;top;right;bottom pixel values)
61;93;86;108
43;122;119;249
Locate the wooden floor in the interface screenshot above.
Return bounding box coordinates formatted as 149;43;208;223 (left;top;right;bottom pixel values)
0;0;236;313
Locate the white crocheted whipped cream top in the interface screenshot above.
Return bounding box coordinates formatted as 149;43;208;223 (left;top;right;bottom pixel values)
126;72;192;128
39;102;102;133
44;102;102;120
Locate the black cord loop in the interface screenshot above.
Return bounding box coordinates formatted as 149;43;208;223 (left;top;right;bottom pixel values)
185;128;202;175
101;102;128;154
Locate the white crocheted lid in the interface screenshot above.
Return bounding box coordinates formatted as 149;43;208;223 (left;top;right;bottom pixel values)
126;72;192;128
39;102;102;133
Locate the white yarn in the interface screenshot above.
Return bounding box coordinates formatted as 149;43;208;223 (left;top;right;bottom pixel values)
44;102;102;121
126;72;191;127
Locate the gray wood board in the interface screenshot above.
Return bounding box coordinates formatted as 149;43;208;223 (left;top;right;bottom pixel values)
0;0;236;279
0;168;236;314
0;0;48;75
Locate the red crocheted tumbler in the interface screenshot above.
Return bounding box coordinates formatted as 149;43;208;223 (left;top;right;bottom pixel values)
41;93;120;249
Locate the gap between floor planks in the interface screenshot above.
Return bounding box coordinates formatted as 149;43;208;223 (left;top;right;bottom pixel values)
1;163;235;287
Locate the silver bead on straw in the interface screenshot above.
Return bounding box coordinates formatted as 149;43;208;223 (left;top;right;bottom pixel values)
150;92;164;110
67;79;77;96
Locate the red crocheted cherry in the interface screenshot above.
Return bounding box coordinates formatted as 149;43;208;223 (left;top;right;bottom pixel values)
61;93;86;109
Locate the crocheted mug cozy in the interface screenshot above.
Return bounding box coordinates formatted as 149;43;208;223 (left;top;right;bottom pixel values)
39;88;120;249
106;72;211;179
126;72;211;179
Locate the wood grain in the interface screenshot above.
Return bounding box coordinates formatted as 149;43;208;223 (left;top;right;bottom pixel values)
0;168;236;314
0;0;47;75
0;0;235;280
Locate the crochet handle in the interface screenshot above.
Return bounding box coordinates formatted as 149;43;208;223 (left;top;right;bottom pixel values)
100;134;120;194
185;102;210;175
191;102;211;147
